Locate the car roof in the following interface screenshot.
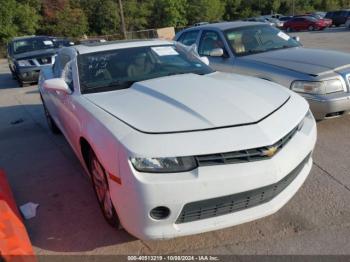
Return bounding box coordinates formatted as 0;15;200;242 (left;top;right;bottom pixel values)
71;39;174;54
12;35;50;41
183;21;267;32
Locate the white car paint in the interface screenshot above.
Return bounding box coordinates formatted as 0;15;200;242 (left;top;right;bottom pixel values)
38;40;317;240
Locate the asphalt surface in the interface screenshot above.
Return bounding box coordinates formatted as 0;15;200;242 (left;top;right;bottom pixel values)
1;27;350;256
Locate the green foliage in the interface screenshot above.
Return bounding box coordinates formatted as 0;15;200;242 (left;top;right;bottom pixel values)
1;0;350;45
187;0;225;24
124;0;152;31
0;0;17;42
0;0;40;44
54;6;88;37
150;0;188;28
80;0;120;35
14;4;40;35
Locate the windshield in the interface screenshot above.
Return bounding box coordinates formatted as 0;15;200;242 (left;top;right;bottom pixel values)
225;25;300;56
12;37;55;54
78;43;214;94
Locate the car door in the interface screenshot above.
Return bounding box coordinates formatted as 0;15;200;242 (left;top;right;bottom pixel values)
197;30;234;72
54;60;82;153
177;30;200;47
43;52;71;130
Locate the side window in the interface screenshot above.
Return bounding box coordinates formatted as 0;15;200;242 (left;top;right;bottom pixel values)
178;31;199;46
198;31;227;56
64;62;74;92
52;57;61;77
60;54;71;71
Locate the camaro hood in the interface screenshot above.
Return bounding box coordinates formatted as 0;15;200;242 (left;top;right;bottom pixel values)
84;72;290;134
242;47;350;76
13;48;56;60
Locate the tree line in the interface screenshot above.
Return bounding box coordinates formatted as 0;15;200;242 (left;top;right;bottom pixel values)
1;0;350;44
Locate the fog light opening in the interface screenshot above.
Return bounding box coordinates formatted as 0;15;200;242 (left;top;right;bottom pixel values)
150;206;170;220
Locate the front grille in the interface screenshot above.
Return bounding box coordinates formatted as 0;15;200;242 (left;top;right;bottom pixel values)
37;57;52;65
176;153;311;224
196;126;298;166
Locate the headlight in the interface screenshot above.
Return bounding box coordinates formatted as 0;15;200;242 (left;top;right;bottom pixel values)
130;156;197;173
291;79;343;94
17;60;32;67
298;109;314;131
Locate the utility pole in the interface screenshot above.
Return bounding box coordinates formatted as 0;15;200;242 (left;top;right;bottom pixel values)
292;0;295;16
118;0;127;39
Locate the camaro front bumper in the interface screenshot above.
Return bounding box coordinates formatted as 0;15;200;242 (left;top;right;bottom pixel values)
109;105;317;240
306;92;350;119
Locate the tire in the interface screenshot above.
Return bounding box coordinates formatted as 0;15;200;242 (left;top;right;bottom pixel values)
286;27;292;32
89;150;120;228
308;25;314;31
42;102;61;134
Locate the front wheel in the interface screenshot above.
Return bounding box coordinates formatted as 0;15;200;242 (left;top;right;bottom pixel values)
308;25;314;31
89;150;120;228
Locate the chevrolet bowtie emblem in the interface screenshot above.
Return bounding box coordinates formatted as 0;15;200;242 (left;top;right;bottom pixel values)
262;146;278;157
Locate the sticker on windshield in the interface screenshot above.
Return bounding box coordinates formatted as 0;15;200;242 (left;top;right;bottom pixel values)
43;40;54;46
277;32;290;41
151;46;179;56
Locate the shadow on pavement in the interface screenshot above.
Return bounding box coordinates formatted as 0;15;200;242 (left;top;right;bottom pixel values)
0;104;136;252
0;72;20;89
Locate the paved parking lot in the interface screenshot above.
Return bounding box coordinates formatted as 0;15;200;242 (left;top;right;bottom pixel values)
1;27;350;255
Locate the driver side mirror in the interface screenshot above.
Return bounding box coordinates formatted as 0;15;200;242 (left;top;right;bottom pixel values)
209;48;224;57
43;78;72;94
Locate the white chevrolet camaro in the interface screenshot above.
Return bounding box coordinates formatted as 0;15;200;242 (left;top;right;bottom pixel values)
38;40;317;240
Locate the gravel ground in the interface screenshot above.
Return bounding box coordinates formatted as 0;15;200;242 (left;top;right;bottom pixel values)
0;27;350;256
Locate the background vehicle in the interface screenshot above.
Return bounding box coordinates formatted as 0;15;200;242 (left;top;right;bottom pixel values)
7;35;57;86
175;22;350;120
38;40;316;240
345;17;350;28
298;14;333;27
279;16;293;22
325;10;350;26
50;37;75;48
244;17;275;27
311;11;326;18
283;16;328;31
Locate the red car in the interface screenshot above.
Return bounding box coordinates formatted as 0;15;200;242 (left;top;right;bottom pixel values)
283;16;328;31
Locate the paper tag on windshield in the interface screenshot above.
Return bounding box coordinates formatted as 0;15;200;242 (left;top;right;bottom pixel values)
152;46;179;56
277;32;290;41
43;40;53;46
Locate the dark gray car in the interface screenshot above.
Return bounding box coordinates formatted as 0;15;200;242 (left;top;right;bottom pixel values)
175;22;350;120
7;36;58;86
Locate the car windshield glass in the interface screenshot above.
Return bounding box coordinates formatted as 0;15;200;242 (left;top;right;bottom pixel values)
225;25;300;56
12;37;55;54
78;43;214;94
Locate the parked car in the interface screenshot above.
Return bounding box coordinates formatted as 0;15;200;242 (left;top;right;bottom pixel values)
50;37;75;48
38;39;316;240
244;17;275;27
312;11;326;18
325;10;350;26
194;22;209;26
261;16;285;28
295;14;333;27
283;16;328;31
175;22;350;120
345;17;350;28
279;16;293;22
7;35;57;86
